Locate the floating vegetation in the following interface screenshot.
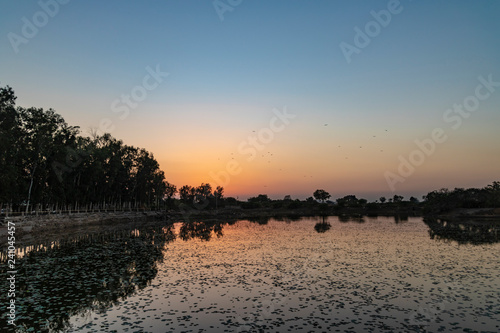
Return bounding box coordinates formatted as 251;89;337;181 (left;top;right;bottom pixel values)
1;217;499;332
0;225;175;332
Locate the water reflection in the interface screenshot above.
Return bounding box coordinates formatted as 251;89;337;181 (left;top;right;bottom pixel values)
178;220;226;241
338;214;365;223
313;216;331;233
424;217;500;245
1;216;498;332
0;226;175;333
393;214;409;223
246;216;270;225
314;222;331;233
274;215;303;223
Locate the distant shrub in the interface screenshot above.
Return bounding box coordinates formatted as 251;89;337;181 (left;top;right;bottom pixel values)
241;202;260;209
273;201;284;209
288;200;302;209
318;203;329;211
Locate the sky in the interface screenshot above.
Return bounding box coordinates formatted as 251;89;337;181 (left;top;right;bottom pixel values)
1;0;499;201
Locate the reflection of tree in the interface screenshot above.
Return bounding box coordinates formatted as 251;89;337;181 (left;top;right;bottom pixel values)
393;215;409;224
273;215;303;223
313;216;331;233
424;218;500;245
179;221;224;241
338;214;365;223
0;226;175;333
247;216;271;225
314;222;331;233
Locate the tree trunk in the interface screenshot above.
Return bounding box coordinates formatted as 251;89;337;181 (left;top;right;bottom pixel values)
25;162;37;214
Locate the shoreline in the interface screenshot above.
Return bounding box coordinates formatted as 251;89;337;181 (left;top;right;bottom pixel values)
0;211;167;247
1;207;499;247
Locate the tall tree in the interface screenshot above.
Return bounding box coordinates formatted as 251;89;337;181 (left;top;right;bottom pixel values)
179;185;195;204
18;107;79;211
0;85;171;211
313;189;331;202
214;186;224;209
0;86;22;204
196;183;212;203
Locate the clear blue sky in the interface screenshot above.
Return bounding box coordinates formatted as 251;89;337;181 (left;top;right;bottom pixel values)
1;0;499;200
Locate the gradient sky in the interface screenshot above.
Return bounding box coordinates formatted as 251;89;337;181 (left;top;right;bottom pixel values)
1;0;499;200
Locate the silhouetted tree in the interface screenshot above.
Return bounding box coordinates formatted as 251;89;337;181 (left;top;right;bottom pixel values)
244;194;271;209
306;197;316;205
248;194;271;203
486;181;500;207
0;85;22;204
336;195;359;208
163;181;177;208
214;186;224;209
423;183;500;214
313;189;331;202
192;183;210;204
179;185;196;204
224;197;239;206
393;195;404;203
0;85;171;211
164;182;177;200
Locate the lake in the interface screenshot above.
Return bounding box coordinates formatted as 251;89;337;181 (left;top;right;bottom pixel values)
1;216;499;332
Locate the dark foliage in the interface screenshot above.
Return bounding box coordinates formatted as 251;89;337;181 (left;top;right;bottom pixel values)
0;86;173;211
422;182;500;214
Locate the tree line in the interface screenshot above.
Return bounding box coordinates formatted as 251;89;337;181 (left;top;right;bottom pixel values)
422;182;500;214
235;183;499;214
2;85;498;215
0;85;176;213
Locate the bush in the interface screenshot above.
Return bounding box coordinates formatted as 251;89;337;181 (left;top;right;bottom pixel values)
241;202;260;209
288;200;302;209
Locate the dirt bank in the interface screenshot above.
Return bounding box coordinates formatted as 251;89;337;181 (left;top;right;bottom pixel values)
0;211;168;246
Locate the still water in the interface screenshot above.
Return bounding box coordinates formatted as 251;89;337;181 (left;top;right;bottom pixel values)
1;216;499;332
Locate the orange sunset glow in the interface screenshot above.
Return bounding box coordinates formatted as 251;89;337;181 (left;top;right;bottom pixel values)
1;1;499;201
